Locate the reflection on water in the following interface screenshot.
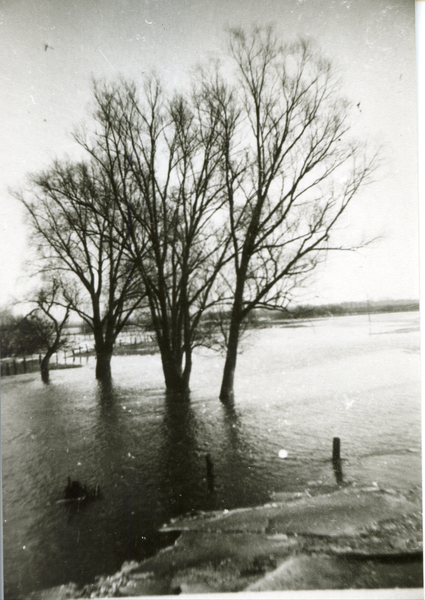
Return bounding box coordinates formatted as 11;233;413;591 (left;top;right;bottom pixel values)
1;312;421;599
332;458;344;485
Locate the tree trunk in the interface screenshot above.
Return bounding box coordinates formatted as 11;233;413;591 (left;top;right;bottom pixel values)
182;348;192;391
160;347;190;393
95;350;112;380
41;350;54;384
93;325;114;381
219;317;241;404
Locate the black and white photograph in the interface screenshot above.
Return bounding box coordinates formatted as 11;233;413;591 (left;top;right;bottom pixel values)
0;0;421;598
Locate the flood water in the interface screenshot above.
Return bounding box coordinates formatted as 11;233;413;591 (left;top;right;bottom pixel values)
1;312;421;599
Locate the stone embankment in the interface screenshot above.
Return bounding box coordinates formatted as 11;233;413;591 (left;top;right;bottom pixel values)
28;481;422;599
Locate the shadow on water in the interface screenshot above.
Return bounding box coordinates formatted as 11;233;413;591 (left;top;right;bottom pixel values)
332;458;344;485
92;380;168;564
210;402;273;509
155;395;271;515
158;391;213;515
53;380;185;588
97;378;115;401
94;379;127;483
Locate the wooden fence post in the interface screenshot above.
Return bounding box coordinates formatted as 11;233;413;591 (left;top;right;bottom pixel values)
332;437;343;485
332;437;340;462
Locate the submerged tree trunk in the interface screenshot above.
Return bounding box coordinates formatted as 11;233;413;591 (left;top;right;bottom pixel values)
94;325;114;381
220;276;246;404
40;350;54;384
95;350;113;380
160;346;191;394
182;348;192;391
219;317;242;404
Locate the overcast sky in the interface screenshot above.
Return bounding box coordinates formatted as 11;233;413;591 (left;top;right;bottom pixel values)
0;0;419;307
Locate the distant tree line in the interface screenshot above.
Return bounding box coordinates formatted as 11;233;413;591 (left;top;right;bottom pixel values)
260;299;419;321
12;27;378;402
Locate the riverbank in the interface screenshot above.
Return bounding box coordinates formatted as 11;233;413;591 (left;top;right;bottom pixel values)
27;477;422;599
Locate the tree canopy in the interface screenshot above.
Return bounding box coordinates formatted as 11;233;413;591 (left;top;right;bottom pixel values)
16;26;378;398
16;149;146;380
205;28;378;401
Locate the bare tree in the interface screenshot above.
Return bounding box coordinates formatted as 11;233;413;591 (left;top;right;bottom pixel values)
9;279;71;382
205;27;379;403
15;27;377;399
16;156;145;381
25;280;71;383
78;78;234;393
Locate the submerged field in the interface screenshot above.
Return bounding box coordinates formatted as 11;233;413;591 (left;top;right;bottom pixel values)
1;311;421;599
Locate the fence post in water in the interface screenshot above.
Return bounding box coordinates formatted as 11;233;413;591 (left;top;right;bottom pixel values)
39;354;42;365
332;437;340;462
332;437;343;484
6;362;10;376
23;356;27;373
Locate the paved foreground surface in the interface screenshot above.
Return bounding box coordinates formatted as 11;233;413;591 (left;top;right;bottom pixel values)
27;478;423;599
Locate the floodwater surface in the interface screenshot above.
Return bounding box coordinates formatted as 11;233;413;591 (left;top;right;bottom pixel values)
1;312;421;599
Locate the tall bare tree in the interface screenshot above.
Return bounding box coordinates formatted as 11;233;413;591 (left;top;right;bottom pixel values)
16;157;145;381
205;27;379;403
15;27;377;399
78;78;233;393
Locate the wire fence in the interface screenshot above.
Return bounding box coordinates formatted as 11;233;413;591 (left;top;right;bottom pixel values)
1;330;156;378
0;348;90;378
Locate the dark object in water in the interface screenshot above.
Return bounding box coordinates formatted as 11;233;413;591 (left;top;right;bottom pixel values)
332;437;341;462
332;437;343;484
58;477;100;504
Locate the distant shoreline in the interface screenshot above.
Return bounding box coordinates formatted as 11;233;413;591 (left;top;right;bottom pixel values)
253;300;419;324
1;308;419;378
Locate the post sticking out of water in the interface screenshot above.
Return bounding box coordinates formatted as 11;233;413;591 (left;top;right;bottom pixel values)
332;437;343;484
206;453;214;493
332;437;340;462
